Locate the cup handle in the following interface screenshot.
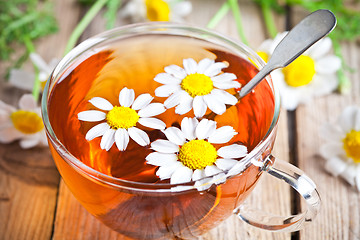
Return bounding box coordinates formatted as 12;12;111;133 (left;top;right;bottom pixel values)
233;155;321;232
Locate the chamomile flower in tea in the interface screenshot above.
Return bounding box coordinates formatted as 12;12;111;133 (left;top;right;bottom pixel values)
320;106;360;191
146;117;247;190
257;32;341;110
154;58;241;117
0;94;47;149
78;87;166;151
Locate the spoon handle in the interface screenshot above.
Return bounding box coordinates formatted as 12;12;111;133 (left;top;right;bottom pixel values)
239;9;336;98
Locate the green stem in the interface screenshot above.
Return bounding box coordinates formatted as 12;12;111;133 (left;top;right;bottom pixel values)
227;0;249;45
23;37;41;101
206;2;230;29
260;1;277;38
64;0;108;55
104;0;122;29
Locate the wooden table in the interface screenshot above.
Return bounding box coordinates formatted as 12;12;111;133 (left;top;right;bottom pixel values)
1;0;359;239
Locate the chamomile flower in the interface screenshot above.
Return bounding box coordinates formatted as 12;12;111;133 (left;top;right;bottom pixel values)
154;58;241;118
0;94;47;149
258;32;341;110
78;87;166;151
120;0;192;22
319;106;360;191
9;53;58;91
146;117;247;190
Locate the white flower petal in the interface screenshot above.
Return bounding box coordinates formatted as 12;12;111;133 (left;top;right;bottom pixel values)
114;128;129;151
217;144;248;159
183;58;197;75
324;157;347;177
0;127;23;143
181;117;198;140
155;84;182;98
30;53;51;73
156;162;182;180
0;100;16;113
215;158;238;171
146;152;178;167
319;123;343;142
208;126;237;144
78;110;106;122
165;65;187;79
307;37;332;59
315;56;341;74
138;117;166;130
138;103;166;117
172;1;192;16
85;122;110;141
319;143;344;159
128;127;150;146
356;167;360;192
310;74;338;97
131;93;153;111
151;139;179;153
340;165;357;186
170;166;193;184
89;97;113;111
163;127;186;146
270;32;288;53
9;69;35;91
154;73;182;85
163;91;185;109
193;96;207;118
192;169;206;181
203;62;227;77
213;80;241;90
175;94;193;115
20;137;40;149
195;119;217;140
203;94;226;115
204;165;222;176
119;87;135;107
211;73;237;83
339;106;360;133
196;58;214;74
100;128;116;151
19;94;37;110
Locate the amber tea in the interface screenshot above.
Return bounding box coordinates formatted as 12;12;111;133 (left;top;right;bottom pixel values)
47;31;276;239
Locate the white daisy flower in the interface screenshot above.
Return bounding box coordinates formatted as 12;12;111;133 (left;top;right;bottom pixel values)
0;94;47;149
154;58;241;118
146;117;247;190
257;32;341;110
120;0;192;22
9;53;58;91
319;106;360;191
78;87;166;151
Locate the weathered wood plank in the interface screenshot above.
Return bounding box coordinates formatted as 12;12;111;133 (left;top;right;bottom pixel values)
0;0;81;239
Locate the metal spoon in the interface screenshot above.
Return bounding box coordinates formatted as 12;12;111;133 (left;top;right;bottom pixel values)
238;9;337;98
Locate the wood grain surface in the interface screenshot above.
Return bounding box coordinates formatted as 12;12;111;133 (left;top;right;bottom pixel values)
0;0;359;239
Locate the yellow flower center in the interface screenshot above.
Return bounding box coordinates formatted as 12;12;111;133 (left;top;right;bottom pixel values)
10;110;44;134
257;51;269;63
106;106;139;129
282;55;316;87
181;73;214;98
178;139;218;170
342;129;360;163
145;0;170;21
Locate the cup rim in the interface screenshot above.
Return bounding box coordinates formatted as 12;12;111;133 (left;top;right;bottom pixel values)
41;22;281;192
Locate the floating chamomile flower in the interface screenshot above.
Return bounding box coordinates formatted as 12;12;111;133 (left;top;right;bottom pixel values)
0;94;47;149
78;87;166;151
319;106;360;191
120;0;192;22
146;117;247;190
257;32;341;110
154;58;241;118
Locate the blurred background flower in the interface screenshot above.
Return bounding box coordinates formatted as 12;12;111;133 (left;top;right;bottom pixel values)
319;106;360;191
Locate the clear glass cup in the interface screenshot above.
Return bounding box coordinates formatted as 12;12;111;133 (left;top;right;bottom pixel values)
42;22;320;239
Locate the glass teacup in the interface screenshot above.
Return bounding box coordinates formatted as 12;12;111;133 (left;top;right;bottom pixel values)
42;22;320;239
